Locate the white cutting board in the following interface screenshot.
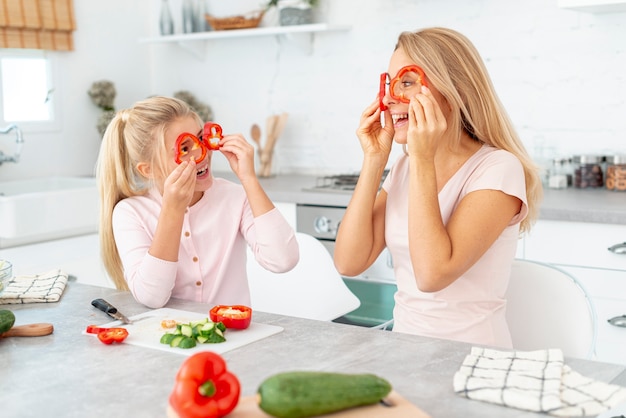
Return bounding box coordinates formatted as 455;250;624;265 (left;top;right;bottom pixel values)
84;308;283;356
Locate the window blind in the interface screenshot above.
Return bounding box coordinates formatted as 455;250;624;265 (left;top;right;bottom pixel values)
0;0;75;50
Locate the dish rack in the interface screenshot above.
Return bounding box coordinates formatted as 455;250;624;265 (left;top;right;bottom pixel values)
205;10;265;30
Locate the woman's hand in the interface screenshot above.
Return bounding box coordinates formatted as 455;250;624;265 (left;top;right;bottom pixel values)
162;160;197;211
219;134;257;182
407;86;447;160
356;97;395;160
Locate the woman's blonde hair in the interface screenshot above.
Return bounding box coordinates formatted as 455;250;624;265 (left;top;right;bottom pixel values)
396;27;542;233
95;96;202;290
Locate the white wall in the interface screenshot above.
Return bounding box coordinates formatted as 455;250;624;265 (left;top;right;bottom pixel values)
2;0;625;180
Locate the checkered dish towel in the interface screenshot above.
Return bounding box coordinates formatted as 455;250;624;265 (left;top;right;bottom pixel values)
0;269;68;304
453;347;626;416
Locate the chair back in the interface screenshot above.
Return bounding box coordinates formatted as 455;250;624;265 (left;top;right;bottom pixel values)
247;232;361;321
505;259;597;359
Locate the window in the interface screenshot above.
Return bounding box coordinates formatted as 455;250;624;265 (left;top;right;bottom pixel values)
0;50;59;132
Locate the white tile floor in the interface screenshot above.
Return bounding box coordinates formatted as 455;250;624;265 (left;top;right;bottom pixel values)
0;233;115;288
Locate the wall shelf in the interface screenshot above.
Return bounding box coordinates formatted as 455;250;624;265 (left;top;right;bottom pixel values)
139;23;351;57
558;0;626;13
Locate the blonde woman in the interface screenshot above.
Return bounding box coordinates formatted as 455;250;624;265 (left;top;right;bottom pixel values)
334;28;542;347
96;96;298;308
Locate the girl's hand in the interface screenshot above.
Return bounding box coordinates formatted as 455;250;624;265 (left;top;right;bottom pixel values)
219;134;256;182
407;86;447;160
356;97;395;159
162;160;197;210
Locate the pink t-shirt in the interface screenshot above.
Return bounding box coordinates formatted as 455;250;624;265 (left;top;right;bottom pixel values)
112;177;299;308
383;145;528;348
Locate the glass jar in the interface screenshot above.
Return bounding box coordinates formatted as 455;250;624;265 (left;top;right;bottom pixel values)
548;157;573;189
573;155;603;189
605;155;626;192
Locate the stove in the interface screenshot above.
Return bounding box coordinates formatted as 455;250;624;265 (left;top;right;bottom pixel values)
302;171;388;194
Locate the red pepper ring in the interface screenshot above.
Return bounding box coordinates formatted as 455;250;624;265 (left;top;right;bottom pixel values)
175;132;208;165
202;122;223;151
209;305;252;330
379;72;388;112
388;64;428;104
169;352;241;418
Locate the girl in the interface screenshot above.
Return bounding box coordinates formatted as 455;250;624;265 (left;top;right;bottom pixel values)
96;96;299;308
334;28;542;347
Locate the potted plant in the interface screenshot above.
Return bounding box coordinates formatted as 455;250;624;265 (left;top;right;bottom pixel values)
266;0;318;26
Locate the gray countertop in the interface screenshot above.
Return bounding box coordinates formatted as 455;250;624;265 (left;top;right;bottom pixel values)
1;282;625;418
214;172;626;225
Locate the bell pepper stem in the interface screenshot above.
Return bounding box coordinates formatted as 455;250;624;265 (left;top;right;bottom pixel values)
199;380;217;398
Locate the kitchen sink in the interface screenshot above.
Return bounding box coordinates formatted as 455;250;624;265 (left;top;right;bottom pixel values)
0;177;98;248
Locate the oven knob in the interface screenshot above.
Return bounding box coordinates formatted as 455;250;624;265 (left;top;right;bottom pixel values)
314;216;333;234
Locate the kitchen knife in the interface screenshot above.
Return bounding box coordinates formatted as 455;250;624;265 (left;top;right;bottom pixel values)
91;298;132;324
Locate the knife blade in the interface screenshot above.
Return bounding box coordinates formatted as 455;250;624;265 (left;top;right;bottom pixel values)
91;298;132;324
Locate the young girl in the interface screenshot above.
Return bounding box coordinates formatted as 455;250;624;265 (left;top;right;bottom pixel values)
334;28;543;348
96;96;299;308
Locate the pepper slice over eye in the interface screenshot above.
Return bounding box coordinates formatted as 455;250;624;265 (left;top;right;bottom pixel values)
202;122;223;151
388;65;428;104
175;132;207;164
379;72;388;112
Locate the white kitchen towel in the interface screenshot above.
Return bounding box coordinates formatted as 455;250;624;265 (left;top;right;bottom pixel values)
0;269;68;304
453;347;626;416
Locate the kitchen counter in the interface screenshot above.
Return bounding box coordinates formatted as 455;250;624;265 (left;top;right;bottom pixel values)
2;282;626;418
215;172;626;225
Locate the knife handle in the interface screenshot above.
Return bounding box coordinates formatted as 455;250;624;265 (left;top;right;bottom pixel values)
91;298;118;315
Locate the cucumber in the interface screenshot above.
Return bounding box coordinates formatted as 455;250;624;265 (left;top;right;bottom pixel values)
0;310;15;334
257;371;392;418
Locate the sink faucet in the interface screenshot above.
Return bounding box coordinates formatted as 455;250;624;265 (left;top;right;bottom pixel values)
0;124;24;165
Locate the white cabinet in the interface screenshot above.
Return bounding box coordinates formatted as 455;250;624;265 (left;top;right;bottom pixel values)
520;220;626;365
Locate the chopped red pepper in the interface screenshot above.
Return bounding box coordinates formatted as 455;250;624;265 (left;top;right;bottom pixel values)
86;325;129;345
202;122;223;151
169;352;240;418
175;132;208;164
379;65;428;110
96;328;128;345
209;305;252;330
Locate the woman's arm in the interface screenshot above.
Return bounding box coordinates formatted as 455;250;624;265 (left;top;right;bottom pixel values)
334;98;394;276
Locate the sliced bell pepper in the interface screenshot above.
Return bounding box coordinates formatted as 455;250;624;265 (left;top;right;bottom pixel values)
388;65;428;104
96;328;128;345
169;352;240;418
86;325;129;345
202;122;223;151
175;132;207;164
209;305;252;330
379;72;388;111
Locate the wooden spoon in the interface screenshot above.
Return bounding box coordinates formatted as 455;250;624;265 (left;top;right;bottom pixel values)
250;124;262;148
1;323;54;337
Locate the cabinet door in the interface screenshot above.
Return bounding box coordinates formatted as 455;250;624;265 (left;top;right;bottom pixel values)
524;220;626;270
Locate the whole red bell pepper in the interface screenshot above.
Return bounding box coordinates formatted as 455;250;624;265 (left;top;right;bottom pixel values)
169;352;240;418
209;305;252;330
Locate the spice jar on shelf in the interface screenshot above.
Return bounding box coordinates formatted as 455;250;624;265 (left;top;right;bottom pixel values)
605;155;626;192
573;154;603;189
548;157;573;189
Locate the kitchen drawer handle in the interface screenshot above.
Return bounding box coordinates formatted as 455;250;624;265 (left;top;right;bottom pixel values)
607;242;626;254
608;315;626;328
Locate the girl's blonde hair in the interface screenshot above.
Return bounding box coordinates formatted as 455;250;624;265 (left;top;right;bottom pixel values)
95;96;202;289
396;27;542;233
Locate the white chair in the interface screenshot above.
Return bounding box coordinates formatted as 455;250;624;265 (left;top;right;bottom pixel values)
246;232;361;321
505;259;597;359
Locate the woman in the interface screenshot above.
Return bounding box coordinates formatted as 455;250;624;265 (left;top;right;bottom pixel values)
334;28;542;347
96;96;299;308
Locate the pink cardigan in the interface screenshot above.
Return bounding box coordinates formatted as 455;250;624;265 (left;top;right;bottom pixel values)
112;178;299;308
